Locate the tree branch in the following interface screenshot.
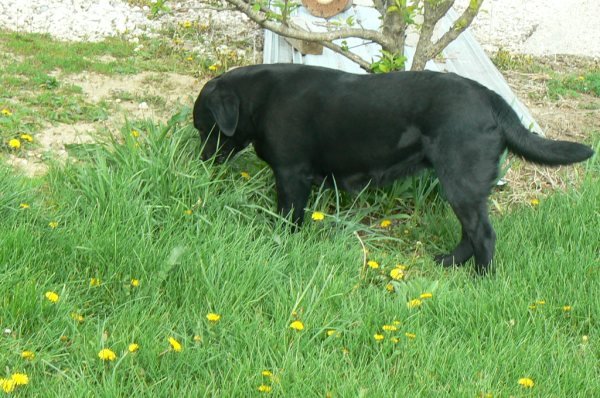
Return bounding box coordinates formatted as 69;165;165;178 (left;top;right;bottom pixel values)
371;0;387;15
431;0;484;57
319;40;373;71
412;0;456;70
225;0;387;44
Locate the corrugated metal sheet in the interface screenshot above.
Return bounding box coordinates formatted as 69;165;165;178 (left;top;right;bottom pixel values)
263;4;543;135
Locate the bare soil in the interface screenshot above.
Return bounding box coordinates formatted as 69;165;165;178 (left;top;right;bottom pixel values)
8;72;204;176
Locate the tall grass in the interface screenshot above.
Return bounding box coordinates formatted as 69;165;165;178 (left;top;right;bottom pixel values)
0;113;598;396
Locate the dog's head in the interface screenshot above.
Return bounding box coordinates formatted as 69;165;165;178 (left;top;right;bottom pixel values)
193;77;246;162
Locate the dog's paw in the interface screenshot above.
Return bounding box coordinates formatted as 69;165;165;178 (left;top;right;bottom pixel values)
434;253;463;267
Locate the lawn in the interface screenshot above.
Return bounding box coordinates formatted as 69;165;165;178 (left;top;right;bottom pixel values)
1;31;599;397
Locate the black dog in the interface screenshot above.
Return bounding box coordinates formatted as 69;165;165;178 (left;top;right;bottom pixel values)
193;63;594;274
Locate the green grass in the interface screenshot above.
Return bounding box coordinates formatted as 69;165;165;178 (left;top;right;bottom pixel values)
1;110;598;396
1;31;598;396
547;71;600;100
491;48;600;106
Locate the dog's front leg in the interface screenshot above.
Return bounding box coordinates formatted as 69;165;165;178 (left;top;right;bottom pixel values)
273;167;312;227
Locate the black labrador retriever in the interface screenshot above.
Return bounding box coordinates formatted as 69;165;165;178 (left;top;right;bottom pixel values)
193;63;594;274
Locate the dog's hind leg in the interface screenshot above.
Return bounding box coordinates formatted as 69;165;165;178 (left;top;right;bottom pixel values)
425;123;502;274
434;230;474;266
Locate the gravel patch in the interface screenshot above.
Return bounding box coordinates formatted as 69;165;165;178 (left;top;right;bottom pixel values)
1;0;598;58
0;0;160;42
463;0;600;57
0;1;259;48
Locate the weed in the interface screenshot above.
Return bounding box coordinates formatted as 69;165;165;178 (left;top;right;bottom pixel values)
547;72;600;100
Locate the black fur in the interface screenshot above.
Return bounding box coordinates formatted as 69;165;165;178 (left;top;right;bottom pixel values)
193;64;594;274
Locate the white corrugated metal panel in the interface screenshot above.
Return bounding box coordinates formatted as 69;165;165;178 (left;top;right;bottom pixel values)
263;4;543;135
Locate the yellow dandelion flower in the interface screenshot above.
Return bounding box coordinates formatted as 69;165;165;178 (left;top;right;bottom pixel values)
261;370;273;377
206;312;221;322
390;337;399;343
382;324;398;332
49;221;59;229
20;134;33;142
395;264;408;270
385;283;394;292
184;209;193;215
98;348;117;361
419;292;433;299
45;291;59;303
21;351;35;360
290;320;304;331
374;333;384;341
186;56;193;61
518;378;535;388
131;279;140;287
407;299;422;309
536;300;546;305
11;373;29;386
240;171;251;180
258;384;272;393
393;320;401;325
90;278;101;287
530;198;540;206
389;268;404;280
326;329;337;337
582;335;589;343
131;130;140;138
311;211;325;221
1;108;12;116
562;305;572;312
128;343;140;353
182;21;192;28
168;337;183;352
528;304;537;310
19;203;30;209
405;332;416;339
208;63;219;71
71;312;84;323
380;219;392;228
367;260;379;269
0;378;16;393
8;138;21;149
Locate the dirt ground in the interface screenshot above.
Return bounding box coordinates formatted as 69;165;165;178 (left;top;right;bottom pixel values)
498;56;599;205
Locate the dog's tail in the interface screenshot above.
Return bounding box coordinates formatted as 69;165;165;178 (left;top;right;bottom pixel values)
492;94;594;165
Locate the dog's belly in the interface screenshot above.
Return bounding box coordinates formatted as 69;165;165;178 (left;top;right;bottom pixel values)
315;155;429;192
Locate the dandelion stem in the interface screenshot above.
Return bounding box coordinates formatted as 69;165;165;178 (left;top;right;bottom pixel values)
354;231;368;280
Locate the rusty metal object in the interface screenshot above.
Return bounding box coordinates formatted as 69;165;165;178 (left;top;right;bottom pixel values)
301;0;353;18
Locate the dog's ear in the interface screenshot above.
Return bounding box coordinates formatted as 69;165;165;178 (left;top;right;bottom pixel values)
206;87;239;137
